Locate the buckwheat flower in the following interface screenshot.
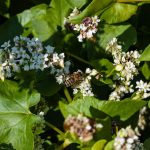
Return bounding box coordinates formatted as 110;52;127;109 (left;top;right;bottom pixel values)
64;114;103;142
45;45;54;54
1;41;11;49
71;16;100;42
85;68;92;74
55;74;65;84
106;38;122;59
136;80;150;93
77;34;84;42
73;88;78;94
135;80;150;99
92;16;100;26
114;126;143;150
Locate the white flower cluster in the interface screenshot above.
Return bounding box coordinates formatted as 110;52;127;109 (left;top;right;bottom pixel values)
109;83;134;101
135;80;150;99
0;36;70;80
114;126;143;150
64;8;100;42
106;38;140;101
64;114;103;142
73;16;100;42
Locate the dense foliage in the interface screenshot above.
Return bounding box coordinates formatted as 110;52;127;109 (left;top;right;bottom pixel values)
0;0;150;150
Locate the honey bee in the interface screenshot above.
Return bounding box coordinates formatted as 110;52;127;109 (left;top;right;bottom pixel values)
64;70;83;87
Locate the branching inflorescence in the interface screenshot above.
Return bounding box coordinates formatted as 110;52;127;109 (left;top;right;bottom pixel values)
106;38;141;101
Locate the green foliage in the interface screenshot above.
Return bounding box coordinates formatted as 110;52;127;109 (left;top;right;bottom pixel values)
0;80;40;150
101;3;138;24
144;138;150;150
141;62;150;80
96;23;137;51
70;0;113;23
0;143;15;150
91;139;107;150
59;97;147;121
66;0;87;9
0;0;150;149
140;44;150;61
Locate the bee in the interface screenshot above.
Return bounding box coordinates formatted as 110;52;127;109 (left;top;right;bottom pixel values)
64;70;83;87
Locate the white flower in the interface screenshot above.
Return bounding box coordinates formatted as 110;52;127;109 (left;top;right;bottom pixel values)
136;80;150;93
55;75;64;84
73;88;78;94
77;34;83;42
45;45;54;54
85;68;92;74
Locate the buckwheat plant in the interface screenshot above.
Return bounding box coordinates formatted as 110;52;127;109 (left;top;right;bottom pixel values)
106;38;140;101
114;126;143;150
0;36;71;80
64;114;103;142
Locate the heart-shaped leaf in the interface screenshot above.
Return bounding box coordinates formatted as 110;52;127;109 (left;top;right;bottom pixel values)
0;80;40;150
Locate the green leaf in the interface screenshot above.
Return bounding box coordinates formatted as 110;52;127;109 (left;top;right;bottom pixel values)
29;0;71;41
0;80;40;150
141;62;150;80
101;3;138;24
91;59;114;75
70;0;113;23
144;138;150;150
140;44;150;61
66;0;87;9
104;140;114;150
59;97;147;121
36;76;61;96
91;139;107;150
0;16;23;45
97;23;137;51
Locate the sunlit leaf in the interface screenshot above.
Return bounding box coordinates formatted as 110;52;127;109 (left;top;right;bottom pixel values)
59;97;147;121
101;3;138;24
140;44;150;61
0;80;40;150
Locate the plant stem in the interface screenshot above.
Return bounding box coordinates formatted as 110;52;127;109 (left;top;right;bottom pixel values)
57;139;72;150
117;0;150;2
64;87;72;103
45;121;64;137
66;52;92;66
